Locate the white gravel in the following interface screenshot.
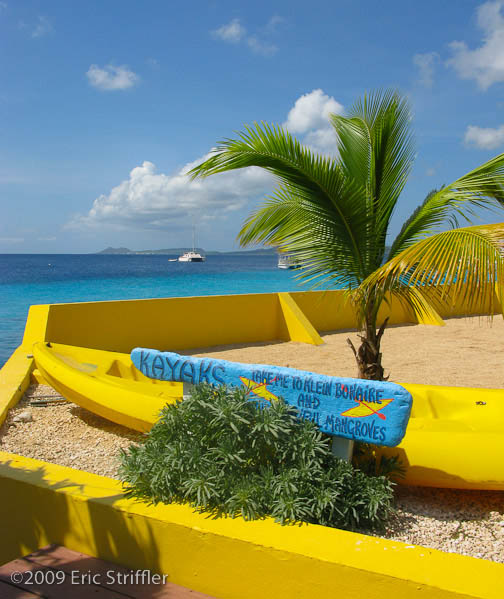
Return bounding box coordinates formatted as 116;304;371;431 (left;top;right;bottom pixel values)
0;385;142;479
373;486;503;562
1;384;503;563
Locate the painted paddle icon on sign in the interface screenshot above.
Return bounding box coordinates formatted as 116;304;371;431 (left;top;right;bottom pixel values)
341;398;393;420
239;376;281;402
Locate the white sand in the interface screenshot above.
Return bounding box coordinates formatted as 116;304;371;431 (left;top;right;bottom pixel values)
187;315;504;389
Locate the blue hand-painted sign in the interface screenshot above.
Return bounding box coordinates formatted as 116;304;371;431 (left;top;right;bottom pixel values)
131;348;412;447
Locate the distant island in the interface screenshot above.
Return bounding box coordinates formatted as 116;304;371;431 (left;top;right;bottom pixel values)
96;247;277;256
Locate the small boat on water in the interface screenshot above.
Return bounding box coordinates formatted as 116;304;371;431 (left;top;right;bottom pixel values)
178;250;205;262
277;253;299;269
178;224;206;262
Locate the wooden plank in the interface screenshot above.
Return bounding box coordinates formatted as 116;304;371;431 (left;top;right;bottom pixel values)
3;546;213;599
0;580;42;598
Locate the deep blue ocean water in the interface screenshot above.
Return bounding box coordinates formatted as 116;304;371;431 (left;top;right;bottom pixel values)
0;253;314;367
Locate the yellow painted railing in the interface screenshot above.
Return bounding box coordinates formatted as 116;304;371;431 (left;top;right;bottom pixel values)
1;452;502;599
22;287;499;356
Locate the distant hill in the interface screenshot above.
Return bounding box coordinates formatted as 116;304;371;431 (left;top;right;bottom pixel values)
96;247;276;256
97;247;135;254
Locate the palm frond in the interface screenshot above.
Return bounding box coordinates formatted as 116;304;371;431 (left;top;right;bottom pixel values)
238;185;367;288
189;122;372;282
350;90;415;229
390;153;504;258
329;115;371;191
394;188;439;249
360;223;504;320
330;90;415;269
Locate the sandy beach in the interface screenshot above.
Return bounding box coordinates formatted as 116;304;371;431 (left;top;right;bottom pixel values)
187;315;504;389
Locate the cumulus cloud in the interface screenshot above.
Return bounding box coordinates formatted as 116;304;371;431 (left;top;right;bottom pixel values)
69;89;344;232
447;1;504;89
283;89;343;154
66;159;274;231
464;124;504;149
284;89;343;133
86;64;139;91
211;16;281;56
211;18;246;43
413;52;439;87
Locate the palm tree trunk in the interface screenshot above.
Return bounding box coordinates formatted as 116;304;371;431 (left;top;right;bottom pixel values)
347;316;389;381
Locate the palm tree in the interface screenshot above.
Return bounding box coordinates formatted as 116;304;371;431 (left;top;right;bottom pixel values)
189;90;504;380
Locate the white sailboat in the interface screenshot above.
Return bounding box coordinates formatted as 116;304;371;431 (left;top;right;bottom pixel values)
178;224;206;262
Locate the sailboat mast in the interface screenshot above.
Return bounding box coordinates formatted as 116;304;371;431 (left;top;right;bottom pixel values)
192;223;195;252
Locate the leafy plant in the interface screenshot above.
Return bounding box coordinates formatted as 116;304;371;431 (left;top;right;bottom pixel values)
119;383;395;532
189;89;504;380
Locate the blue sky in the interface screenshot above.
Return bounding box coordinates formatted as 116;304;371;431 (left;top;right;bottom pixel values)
1;0;504;253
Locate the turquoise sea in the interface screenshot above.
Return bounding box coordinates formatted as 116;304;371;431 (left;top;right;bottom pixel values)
0;253;313;367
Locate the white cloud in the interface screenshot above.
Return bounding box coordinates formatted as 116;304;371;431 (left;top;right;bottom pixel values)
211;18;246;43
37;236;57;242
413;52;439;87
69;89;344;233
284;89;343;133
67;159;274;231
247;36;277;56
447;1;504;90
464;124;504;149
283;89;343;154
86;64;139;91
211;16;281;56
32;15;52;38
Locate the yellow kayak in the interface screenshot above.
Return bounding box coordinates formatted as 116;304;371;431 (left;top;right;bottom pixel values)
32;342;182;432
32;341;504;490
378;382;504;490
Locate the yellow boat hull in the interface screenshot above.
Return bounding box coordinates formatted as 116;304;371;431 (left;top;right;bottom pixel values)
32;342;504;489
378;382;504;490
32;342;182;432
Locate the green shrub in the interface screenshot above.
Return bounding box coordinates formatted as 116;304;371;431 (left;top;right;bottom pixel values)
119;383;395;532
